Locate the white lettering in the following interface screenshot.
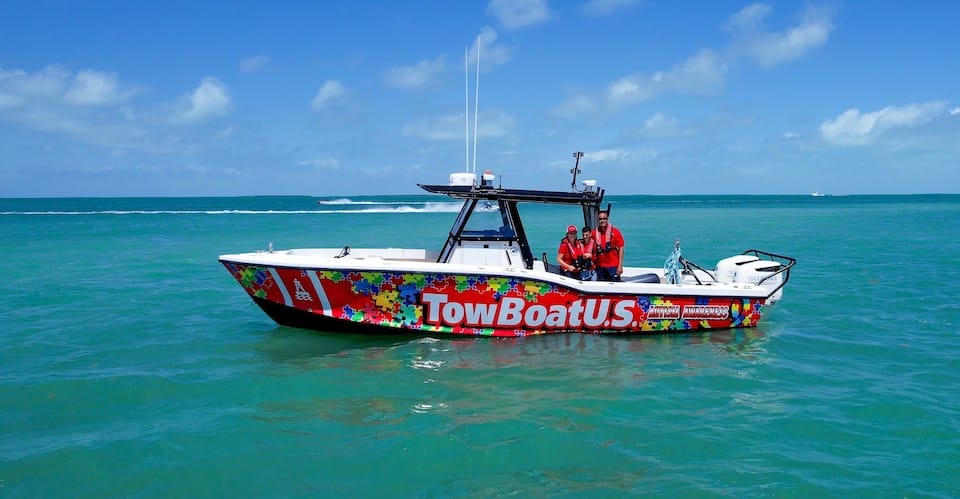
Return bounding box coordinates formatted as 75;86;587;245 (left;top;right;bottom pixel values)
421;293;448;323
544;305;567;328
610;300;633;328
464;303;497;326
497;297;525;326
647;304;680;320
420;293;645;331
682;304;729;320
294;279;312;301
524;305;547;327
582;299;609;327
442;301;465;324
568;301;584;327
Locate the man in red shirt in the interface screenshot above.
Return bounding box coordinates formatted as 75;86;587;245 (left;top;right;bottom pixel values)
592;211;624;281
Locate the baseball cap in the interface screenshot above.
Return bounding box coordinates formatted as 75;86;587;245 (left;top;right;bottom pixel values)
566;225;577;233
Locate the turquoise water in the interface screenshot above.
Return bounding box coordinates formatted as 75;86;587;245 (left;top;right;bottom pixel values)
2;194;959;497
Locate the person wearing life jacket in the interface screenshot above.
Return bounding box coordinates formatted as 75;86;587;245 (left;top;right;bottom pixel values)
579;225;597;281
557;225;591;279
592;211;624;281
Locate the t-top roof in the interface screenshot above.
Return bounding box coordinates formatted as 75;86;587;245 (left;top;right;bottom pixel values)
418;183;604;205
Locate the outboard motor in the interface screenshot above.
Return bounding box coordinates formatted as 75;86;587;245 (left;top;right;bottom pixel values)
733;260;784;303
715;254;759;283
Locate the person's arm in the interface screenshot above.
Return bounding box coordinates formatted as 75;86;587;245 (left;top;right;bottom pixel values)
617;246;624;276
557;248;575;272
616;230;625;276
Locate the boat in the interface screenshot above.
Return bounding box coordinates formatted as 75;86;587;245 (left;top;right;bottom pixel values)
219;165;796;337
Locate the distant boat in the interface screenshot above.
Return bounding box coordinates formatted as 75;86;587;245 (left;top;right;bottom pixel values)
811;192;828;197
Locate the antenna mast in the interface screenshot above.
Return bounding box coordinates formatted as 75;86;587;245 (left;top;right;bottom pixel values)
571;151;584;191
464;46;469;173
472;41;480;175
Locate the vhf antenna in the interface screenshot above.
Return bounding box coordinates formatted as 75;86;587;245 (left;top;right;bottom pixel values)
570;151;584;191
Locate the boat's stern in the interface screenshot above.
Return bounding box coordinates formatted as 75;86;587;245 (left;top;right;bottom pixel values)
714;250;796;304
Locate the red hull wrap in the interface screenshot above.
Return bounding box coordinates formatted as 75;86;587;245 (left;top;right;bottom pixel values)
222;263;765;337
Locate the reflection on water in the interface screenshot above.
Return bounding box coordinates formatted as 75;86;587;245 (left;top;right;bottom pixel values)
254;326;770;374
256;326;768;364
250;327;771;433
254;326;409;362
240;326;790;497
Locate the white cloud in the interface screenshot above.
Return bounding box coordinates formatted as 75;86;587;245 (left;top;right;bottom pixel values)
0;66;134;108
487;0;549;29
729;4;836;67
466;27;512;70
754;21;832;67
726;3;771;31
950;107;960;116
216;125;234;138
640;112;689;138
0;65;150;149
311;80;346;111
549;95;598;119
297;157;340;170
583;148;629;162
644;113;678;131
583;0;641;16
402;110;515;140
3;107;149;149
0;65;69;99
606;49;726;109
0;92;23;110
552;4;831;120
384;56;445;89
819;101;949;146
607;77;649;104
782;131;799;139
551;50;724;119
64;70;133;106
171;77;231;124
239;55;270;73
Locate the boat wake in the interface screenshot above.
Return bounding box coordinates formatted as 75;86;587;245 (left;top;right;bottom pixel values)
1;203;483;216
316;198;411;205
316;203;465;214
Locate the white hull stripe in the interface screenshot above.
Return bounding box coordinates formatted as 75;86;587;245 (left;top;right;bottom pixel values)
307;271;333;316
268;268;293;306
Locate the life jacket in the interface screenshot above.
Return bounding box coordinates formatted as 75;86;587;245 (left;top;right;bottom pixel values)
560;237;586;261
559;237;588;275
593;224;619;254
579;237;595;269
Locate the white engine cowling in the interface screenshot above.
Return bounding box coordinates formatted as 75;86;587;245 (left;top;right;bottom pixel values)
715;254;759;283
733;260;784;303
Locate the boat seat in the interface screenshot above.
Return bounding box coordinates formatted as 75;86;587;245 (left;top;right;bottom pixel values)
624;273;660;283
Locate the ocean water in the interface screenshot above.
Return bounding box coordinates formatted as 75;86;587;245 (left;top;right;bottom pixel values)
2;194;958;497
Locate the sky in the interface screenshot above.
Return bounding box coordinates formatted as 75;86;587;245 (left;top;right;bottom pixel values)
1;0;958;197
